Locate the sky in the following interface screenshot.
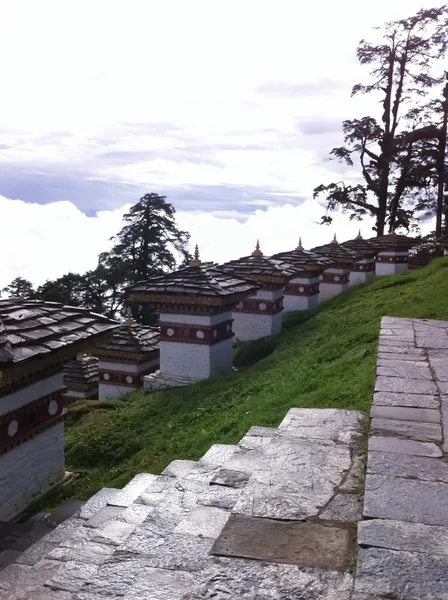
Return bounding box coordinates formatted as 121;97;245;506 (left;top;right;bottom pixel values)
0;0;440;289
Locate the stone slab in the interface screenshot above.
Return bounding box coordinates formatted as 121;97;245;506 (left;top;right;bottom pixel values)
161;460;198;478
232;436;352;519
377;345;424;356
373;391;439;409
430;365;448;381
211;468;250;488
108;473;157;507
278;408;364;444
15;540;59;566
47;541;115;565
358;519;448;556
131;567;195;599
370;405;440;423
0;560;63;591
198;444;236;469
197;486;241;511
416;336;448;349
369;435;442;457
443;397;448;453
374;376;437;395
364;475;448;526
367;451;448;483
211;514;353;570
370;417;442;442
376;364;432;380
92;521;135;546
319;493;363;522
173;506;229;539
0;589;73;600
339;454;364;493
119;504;154;526
45;560;98;592
78;488;119;520
85;506;124;529
437;380;448;394
355;547;448;600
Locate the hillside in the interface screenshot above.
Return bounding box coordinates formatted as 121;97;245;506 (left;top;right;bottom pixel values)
32;258;448;512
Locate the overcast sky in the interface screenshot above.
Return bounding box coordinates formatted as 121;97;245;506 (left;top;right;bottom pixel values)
0;0;438;288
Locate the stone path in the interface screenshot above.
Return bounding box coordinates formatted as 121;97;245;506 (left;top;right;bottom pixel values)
0;408;365;599
355;316;448;600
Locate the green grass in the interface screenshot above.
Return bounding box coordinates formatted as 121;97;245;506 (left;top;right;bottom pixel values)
34;258;448;511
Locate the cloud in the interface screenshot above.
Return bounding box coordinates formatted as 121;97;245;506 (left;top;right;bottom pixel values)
257;80;350;97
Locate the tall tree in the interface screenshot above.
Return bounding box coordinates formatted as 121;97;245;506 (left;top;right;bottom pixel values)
2;277;36;299
36;273;85;305
314;6;448;235
102;193;190;323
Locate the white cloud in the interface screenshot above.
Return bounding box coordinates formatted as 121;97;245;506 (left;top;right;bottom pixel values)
1;194;434;292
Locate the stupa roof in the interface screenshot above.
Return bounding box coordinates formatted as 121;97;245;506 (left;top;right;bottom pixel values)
126;266;259;306
96;323;159;355
64;355;99;384
309;243;362;264
340;237;377;258
366;233;418;251
270;249;335;272
0;299;119;366
216;255;298;285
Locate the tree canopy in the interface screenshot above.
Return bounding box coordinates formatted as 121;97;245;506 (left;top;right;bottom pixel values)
314;5;448;235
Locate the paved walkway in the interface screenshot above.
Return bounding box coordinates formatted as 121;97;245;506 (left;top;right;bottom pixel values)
2;315;448;599
355;316;448;600
0;409;365;599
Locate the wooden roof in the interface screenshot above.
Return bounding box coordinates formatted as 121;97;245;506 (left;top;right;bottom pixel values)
64;356;99;384
96;324;159;354
309;243;363;263
0;299;119;366
126;266;259;306
216;255;298;285
366;233;418;251
270;249;335;271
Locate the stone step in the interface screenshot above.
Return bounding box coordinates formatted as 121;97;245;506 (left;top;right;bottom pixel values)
108;473;157;508
79;487;120;520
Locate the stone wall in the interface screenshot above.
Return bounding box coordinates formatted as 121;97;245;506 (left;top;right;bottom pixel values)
0;423;65;520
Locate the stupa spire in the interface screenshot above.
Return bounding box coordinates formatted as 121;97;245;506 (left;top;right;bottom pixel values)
331;232;338;244
252;239;263;257
356;229;363;240
190;244;201;267
124;306;137;326
296;237;304;251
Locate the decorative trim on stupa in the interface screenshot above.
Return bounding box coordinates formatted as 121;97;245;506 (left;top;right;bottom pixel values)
0;299;118;521
340;236;377;287
367;233;418;276
126;266;258;389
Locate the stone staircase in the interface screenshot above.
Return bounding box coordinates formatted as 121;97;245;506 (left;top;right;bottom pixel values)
0;408;365;599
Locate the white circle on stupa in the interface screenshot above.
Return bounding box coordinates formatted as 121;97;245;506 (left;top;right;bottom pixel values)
259;303;267;311
103;373;110;381
334;276;340;282
196;330;205;339
126;376;133;384
213;329;217;338
389;257;393;262
360;265;364;270
236;302;243;309
8;420;18;437
226;324;231;332
48;401;58;416
319;275;323;280
299;287;304;292
167;328;174;336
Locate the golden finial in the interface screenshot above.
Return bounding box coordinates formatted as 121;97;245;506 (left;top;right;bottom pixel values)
331;233;338;244
356;229;363;240
296;237;304;251
252;239;263;257
190;244;201;267
124;306;137;326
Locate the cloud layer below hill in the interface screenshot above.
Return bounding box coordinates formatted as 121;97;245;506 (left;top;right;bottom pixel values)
1;194;435;292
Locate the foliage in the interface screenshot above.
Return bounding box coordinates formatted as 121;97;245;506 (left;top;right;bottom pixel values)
314;5;448;235
33;258;448;509
2;276;36;299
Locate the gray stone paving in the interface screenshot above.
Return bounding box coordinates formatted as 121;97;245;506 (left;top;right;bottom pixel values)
355;316;448;599
0;408;365;599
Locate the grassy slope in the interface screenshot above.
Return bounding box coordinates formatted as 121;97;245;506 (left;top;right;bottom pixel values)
37;259;448;510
